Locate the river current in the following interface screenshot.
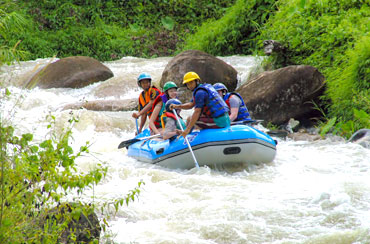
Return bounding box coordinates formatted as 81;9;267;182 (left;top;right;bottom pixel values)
1;56;369;244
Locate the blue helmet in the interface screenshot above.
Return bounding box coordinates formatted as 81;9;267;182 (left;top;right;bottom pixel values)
137;73;152;86
213;83;228;92
165;98;182;112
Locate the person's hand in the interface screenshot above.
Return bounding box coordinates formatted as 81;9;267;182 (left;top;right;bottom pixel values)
169;104;178;110
132;112;140;119
179;128;190;139
135;128;142;136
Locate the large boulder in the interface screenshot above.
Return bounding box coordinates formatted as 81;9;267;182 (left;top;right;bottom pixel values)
237;65;325;125
160;50;237;102
25;56;113;89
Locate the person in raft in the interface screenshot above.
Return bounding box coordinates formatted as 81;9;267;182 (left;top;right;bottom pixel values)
160;98;186;140
148;81;179;135
213;82;252;123
170;71;230;139
131;72;161;134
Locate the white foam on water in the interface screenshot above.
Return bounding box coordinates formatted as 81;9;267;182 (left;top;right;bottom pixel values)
1;56;370;244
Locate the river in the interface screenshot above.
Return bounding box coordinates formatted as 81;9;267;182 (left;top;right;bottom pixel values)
1;56;369;244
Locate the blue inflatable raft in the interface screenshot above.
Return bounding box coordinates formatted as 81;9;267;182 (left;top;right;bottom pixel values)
125;124;277;169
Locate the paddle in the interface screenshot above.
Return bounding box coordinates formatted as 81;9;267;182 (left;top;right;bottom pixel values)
231;119;263;125
135;118;139;134
118;134;161;149
173;110;200;169
195;119;264;127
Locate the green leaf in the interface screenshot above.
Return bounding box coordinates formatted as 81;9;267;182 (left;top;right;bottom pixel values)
354;109;370;120
72;208;82;221
354;109;370;126
22;133;33;142
320;117;337;137
30;145;39;153
129;23;140;32
161;16;175;31
2;218;13;228
40;140;51;148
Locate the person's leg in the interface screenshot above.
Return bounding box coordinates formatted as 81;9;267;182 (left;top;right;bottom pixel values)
213;113;230;128
186;115;202;130
150;127;163;135
195;116;219;129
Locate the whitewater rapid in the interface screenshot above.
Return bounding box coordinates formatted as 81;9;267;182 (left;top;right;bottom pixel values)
1;56;369;244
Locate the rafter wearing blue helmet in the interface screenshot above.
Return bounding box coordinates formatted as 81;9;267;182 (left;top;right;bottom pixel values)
132;72;161;134
160;99;186;140
213;83;251;122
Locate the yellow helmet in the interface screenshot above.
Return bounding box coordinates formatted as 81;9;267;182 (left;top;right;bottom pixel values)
183;72;201;84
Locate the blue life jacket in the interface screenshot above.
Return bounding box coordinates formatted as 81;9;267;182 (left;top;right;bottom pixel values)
193;84;229;118
224;92;251;121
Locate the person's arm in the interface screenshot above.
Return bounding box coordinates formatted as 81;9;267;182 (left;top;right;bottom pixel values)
229;107;239;122
228;95;241;122
132;100;152;133
138;114;147;134
132;100;142;119
171;101;195;110
180;108;201;138
149;101;163;134
134;100;154;118
180;89;206;137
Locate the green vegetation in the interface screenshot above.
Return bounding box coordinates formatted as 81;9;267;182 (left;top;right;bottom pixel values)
181;0;277;55
258;0;370;137
324;34;370;136
0;0;369;240
1;0;236;60
0;91;143;243
0;0;369;133
0;8;28;65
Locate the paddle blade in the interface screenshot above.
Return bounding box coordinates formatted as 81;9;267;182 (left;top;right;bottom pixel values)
117;134;162;149
117;138;139;149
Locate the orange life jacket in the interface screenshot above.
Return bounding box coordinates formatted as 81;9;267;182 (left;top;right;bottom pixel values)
138;86;161;117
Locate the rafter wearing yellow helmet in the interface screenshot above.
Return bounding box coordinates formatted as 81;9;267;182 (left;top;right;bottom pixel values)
183;72;201;84
170;71;230;139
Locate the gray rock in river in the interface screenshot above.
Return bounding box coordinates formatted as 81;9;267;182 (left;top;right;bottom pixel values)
348;129;370;149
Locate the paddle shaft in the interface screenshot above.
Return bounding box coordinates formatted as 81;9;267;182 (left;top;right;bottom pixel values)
173;110;200;169
194;119;263;127
135;118;139;134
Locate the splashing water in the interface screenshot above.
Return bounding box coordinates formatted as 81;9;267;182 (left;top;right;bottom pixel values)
1;56;369;244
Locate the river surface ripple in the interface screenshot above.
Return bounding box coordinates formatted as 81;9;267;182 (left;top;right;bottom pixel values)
1;56;369;244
